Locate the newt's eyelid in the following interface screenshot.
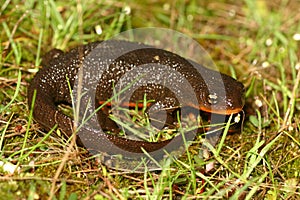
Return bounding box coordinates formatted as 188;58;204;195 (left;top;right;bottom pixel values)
207;93;218;105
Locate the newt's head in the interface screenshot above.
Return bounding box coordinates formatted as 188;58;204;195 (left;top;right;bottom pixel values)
188;62;245;115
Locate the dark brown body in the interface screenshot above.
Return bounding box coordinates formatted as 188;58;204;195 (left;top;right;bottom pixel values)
27;40;244;167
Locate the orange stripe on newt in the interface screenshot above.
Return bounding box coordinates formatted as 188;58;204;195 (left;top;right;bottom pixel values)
99;101;152;109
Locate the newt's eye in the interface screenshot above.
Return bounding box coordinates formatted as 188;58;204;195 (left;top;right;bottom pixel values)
207;93;218;105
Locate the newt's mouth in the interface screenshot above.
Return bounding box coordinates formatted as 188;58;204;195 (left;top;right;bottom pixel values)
198;106;243;115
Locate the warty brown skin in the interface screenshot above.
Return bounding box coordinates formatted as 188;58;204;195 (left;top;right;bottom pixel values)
27;40;244;160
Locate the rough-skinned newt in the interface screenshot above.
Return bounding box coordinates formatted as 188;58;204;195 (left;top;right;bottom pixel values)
27;40;244;170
